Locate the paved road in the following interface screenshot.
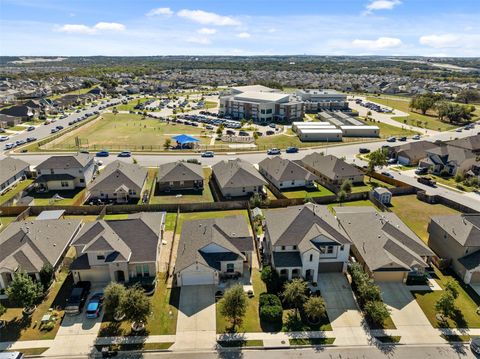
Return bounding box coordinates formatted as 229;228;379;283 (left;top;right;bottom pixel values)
43;344;478;359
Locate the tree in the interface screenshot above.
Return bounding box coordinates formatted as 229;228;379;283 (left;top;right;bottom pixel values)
340;179;352;195
367;148;388;180
282;279;307;317
436;102;472;124
6;272;43;310
364;301;390;325
456;89;480;104
0;303;6;317
410;94;438;115
121;285;152;329
39;263;54;291
219;284;247;330
104;282;127;317
444;280;459;300
357;280;382;305
336;190;347;205
216;124;224;136
163;138;171;150
303;296;326;322
259;293;283;323
261;265;281;293
435;291;456;318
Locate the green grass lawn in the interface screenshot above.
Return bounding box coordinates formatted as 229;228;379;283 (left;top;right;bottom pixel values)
177;210;250;233
289;338;335;346
0;269;74;341
48;86;97;100
28;188;87;206
204;101;217;109
282;184;334;199
99;273;179;336
0;179;33;206
150;168;214;204
217;340;263;347
366;96;456;131
360;118;420;138
412;267;480;329
103;214;130;220
440;334;471;342
328;199;379;213
428;174;475;192
375;336;401;344
115;98;151;111
95;342;174;351
0;217;16;232
164;212;177;231
53;113;212;151
351;178;394;193
390;195;460;244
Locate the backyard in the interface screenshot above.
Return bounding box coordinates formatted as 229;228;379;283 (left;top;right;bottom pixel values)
350;178;394;193
0;179;33;206
25;187;87;206
281;183;334;199
51;113;212;151
390;195;460;243
176;210;250;233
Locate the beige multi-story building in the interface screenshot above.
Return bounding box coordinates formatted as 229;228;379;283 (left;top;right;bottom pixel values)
219;85;304;123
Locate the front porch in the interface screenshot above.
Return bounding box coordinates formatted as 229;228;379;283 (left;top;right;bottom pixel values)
217;263;253;294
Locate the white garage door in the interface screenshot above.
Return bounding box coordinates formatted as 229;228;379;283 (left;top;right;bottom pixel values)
78;267;111;283
181;271;215;286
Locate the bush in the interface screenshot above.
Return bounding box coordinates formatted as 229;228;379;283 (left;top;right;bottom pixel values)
259;293;282;308
260;304;283;323
261;266;282;294
39;263;54;291
364;301;390;325
41;321;55;331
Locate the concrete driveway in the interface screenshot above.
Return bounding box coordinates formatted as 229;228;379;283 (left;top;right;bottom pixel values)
173;285;216;350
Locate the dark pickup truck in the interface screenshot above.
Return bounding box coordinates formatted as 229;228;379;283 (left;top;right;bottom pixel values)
65;281;91;315
417;176;436;186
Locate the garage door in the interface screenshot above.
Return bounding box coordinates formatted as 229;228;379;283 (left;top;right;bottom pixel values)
374;271;405;282
77;267;111;283
318;262;343;273
181;271;215;286
470;271;480;283
397;156;410;166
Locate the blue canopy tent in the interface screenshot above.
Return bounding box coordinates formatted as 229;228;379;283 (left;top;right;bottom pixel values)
172;134;200;149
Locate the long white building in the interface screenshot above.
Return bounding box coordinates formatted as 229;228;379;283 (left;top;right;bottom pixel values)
296;89;348;111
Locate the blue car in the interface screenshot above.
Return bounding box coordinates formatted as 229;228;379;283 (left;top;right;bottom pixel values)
96;150;109;157
201;151;215;158
117;151;131;157
85;293;104;319
285;146;299;153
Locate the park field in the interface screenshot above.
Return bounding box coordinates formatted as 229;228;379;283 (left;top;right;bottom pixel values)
53;113;212;151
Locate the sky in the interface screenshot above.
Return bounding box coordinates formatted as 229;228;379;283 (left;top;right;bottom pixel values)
0;0;479;57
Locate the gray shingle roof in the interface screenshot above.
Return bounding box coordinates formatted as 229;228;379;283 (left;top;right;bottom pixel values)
212;159;267;189
258;156;317;183
272;252;302;268
36;154;93;170
0;219;81;272
0;157;29;186
301;153;363;181
458;250;480;271
430;214;480;247
335;206;433;272
174;215;253;274
265;203;351;249
89;160;147;193
446;135;480;152
157;161;203;183
393;141;438;161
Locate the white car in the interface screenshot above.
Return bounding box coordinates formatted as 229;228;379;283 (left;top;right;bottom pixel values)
0;135;9;142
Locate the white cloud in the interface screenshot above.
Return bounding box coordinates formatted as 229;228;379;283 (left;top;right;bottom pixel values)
419;34;459;48
366;0;401;11
177;9;240;26
57;22;125;35
197;27;217;35
146;7;173;17
93;22;125;31
351;37;402;49
186;36;211;45
236;32;251;39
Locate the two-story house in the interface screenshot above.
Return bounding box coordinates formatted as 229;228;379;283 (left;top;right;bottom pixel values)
263;203;352;282
428;214;480;285
70;212;165;284
174;215;253;286
258;156;317;190
35;154;96;191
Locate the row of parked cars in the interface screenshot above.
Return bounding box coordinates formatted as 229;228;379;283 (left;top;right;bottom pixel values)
355;99;392;113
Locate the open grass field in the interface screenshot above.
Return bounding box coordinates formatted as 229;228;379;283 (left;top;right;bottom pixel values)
176;210;250;233
99;273;179;336
115;98;151;112
412;267;480;329
53;113;212;151
362;119;420;138
48;86;97;100
281;183;334;199
390;195;460;243
366;96;457;131
150;168;214;204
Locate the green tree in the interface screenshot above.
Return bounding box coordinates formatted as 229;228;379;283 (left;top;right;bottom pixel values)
104;282;127;317
337;190;347;205
39;263;54;291
282;279;307;317
261;265;281;293
340;179;352;195
358;280;382;305
456;89;480;104
303;296;326;322
444;280;459;300
364;301;390;325
219;284;248;330
367;148;388;180
216;124;224;136
121;285;152;328
163;138;171;150
435;291;456;318
410;94;439;115
6;272;43;310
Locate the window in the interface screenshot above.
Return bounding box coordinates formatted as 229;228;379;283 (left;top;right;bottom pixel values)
136;264;143;278
340;245;345;251
79;178;85;183
242;187;246;192
143;264;150;277
226;263;234;273
37;170;42;175
79;169;83;173
327;246;334;254
281;246;286;250
309;254;313;262
50;169;54;174
292;245;297;250
97;255;105;260
61;181;69;187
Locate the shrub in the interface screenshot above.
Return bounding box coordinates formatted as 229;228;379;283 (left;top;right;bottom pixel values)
261;266;282;294
41;321;55;331
303;296;326;321
357;281;382;305
260;304;283;323
259;293;282;308
39;263;54;291
364;301;390;325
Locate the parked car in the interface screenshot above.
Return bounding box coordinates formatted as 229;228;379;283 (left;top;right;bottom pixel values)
4;143;15;150
201;151;215;158
27;126;35;131
358;147;370;154
381;171;394;178
56;125;64;130
386;137;396;143
285;146;299;153
267;148;281;155
0;135;9;142
96;150;109;157
79;150;90;154
65;281;91;315
26;137;37;142
50;128;58;134
85;292;104;319
417;176;436;186
117;151;131;157
456;128;463;132
398;136;407;142
415;167;428;175
412;134;421;140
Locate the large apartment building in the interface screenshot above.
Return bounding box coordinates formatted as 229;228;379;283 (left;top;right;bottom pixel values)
219;85;304;123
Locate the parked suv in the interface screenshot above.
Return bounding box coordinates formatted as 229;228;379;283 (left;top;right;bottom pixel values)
417;176;436;186
65;281;91;315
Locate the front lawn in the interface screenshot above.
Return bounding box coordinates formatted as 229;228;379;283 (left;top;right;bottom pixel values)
98;273;179;336
150;168;214;204
289;338;335;346
390;195;460;243
412;267;480;329
281;184;334;199
0;179;33;206
0;270;74;341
